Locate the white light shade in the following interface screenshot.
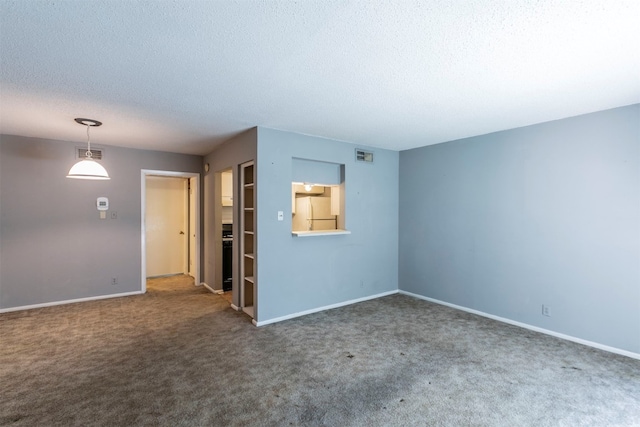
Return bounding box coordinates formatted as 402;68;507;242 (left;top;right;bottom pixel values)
67;159;110;180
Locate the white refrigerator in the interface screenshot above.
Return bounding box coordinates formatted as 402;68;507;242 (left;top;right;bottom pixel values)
292;196;336;231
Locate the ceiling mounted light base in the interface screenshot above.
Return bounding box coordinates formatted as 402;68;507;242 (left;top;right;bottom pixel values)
74;118;102;127
67;118;110;180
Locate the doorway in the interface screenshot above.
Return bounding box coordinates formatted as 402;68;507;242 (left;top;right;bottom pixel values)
214;167;234;297
141;170;200;293
145;176;188;277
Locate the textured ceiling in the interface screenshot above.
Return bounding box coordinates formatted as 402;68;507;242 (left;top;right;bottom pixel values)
1;0;638;155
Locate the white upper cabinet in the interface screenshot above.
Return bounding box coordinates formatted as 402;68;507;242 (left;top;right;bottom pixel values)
221;171;233;206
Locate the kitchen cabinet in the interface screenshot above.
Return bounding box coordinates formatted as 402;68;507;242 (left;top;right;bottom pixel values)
221;171;233;206
292;184;325;195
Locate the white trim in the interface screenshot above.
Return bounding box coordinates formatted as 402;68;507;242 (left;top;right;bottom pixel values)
202;283;217;293
0;291;144;314
230;303;241;311
253;290;398;326
399;290;640;361
141;169;201;294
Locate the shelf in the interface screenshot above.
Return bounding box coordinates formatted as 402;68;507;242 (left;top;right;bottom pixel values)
241;161;255;321
292;229;351;237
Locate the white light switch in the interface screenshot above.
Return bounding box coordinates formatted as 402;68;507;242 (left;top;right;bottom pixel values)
277;211;284;221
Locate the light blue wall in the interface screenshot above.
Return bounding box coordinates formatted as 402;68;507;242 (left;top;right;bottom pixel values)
256;128;399;322
4;107;637;356
0;134;203;309
399;104;640;354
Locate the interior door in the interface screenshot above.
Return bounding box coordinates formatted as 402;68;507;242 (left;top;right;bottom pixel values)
145;176;187;277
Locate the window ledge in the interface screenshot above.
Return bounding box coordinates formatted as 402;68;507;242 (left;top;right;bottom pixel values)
292;230;351;237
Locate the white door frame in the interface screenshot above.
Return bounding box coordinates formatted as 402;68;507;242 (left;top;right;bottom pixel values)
188;176;197;278
141;169;201;293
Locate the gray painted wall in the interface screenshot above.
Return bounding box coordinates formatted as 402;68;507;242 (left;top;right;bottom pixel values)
399;104;640;354
0;134;202;309
256;127;399;322
202;128;257;301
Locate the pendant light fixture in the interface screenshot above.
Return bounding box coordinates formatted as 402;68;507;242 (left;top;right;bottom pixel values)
67;118;110;180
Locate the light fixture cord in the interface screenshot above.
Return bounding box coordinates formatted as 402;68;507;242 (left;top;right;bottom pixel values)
85;125;93;159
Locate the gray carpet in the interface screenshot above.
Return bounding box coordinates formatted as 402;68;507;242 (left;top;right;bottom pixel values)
1;275;639;426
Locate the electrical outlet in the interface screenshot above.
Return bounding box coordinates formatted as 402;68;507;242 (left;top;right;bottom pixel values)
111;277;118;286
542;304;550;317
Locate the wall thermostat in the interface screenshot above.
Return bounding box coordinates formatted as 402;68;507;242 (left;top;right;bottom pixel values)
97;197;109;211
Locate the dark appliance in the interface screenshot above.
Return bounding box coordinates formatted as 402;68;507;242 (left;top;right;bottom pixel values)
222;224;233;291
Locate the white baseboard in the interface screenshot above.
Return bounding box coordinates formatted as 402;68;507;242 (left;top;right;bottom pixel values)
399;290;640;361
230;304;240;311
202;282;225;294
0;291;145;314
253;290;399;327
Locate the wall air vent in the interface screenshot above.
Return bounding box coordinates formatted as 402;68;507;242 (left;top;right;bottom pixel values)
355;149;373;163
76;147;103;160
